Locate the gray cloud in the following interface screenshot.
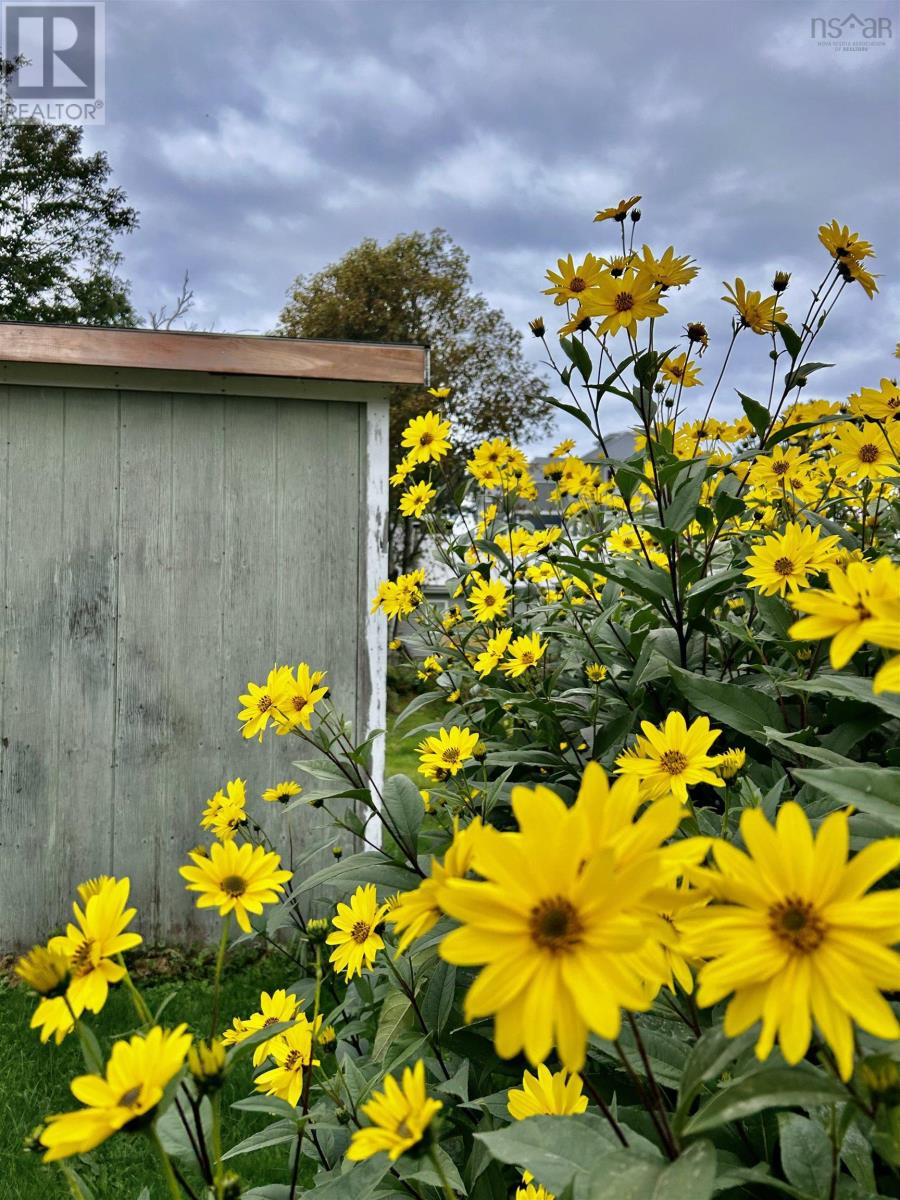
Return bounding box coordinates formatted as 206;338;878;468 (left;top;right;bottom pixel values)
89;0;899;449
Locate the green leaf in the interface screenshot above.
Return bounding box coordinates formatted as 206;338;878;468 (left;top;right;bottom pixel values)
738;393;770;442
300;1159;390;1199
381;773;425;854
664;468;706;533
793;766;900;833
580;1153;663;1199
778;1113;833;1198
785;361;834;390
222;1117;303;1160
156;1093;213;1161
476;1114;640;1194
419;960;456;1036
651;1140;717;1200
560;334;593;383
397;1146;468;1195
292;851;420;898
764;728;859;769
668;665;786;741
786;674;900;721
682;1067;846;1135
675;1029;756;1130
776;321;802;361
371;988;414;1061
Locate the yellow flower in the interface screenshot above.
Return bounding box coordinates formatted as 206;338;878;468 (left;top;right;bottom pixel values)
15;945;69;997
389;455;417;488
346;1060;442;1162
222;989;302;1065
473;627;513;677
715;748;746;781
818;220;875;262
401;411;451;465
418;725;480;778
721;278;786;334
77;876;114;903
201;778;246;833
849;378;900;423
49;878;142;1015
427;386;451;399
237;666;291;741
206;802;248;842
468;577;510;623
578;268;667;337
615;712;724;804
371;569;425;618
607;523;651;555
40;1025;191;1162
262;779;302;804
680;803;900;1080
188;1038;227;1090
507;1064;587;1120
517;1186;555;1200
660;353;701;388
31;997;78;1045
874;655;900;694
638;244;698;289
180;840;291;933
272;663;328;734
594;195;641;223
318;1024;336;1049
542;253;604;305
388;818;482;953
837;256;879;298
744;521;841;597
327;884;388;980
789;558;900;668
438;775;664;1070
255;1017;322;1107
831;422;897;482
501;632;547;678
551;438;576;458
399;479;437;518
585;662;607;683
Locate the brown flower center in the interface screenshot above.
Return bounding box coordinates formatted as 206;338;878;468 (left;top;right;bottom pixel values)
283;1049;302;1071
520;652;535;665
769;897;825;953
771;461;790;476
419;432;434;446
221;875;247;897
351;920;371;945
569;276;586;293
659;750;688;775
70;938;95;976
263;1016;280;1028
858;443;879;464
441;747;460;764
773;556;795;576
529;897;583;952
118;1086;142;1108
257;695;273;713
615;292;635;312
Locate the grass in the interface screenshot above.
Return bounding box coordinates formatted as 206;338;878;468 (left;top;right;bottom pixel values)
0;684;440;1199
0;949;301;1200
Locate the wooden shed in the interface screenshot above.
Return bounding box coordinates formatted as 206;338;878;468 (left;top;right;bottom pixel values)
0;322;428;949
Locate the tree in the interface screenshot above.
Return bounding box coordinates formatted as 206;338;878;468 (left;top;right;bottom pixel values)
277;229;551;572
0;57;138;325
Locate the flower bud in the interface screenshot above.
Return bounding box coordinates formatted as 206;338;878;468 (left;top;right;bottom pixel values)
529;317;545;338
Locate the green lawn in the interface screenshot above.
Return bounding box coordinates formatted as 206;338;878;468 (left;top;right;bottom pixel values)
384;687;441;783
0;951;299;1200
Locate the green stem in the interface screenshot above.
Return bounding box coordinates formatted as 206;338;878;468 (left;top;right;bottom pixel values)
151;1128;184;1199
117;957;153;1027
427;1144;457;1200
211;1092;224;1200
58;1164;89;1200
210;914;231;1038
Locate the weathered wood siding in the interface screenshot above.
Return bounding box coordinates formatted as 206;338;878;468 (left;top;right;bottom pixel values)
0;383;377;948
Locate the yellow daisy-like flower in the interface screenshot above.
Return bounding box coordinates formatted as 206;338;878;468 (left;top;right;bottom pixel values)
201;778;246;833
837;256;879;298
789;558;900;669
272;663;328;734
473;627;513;677
593;195;641;223
818;220;875;262
326;884;389;981
744;521;841;597
660;353;701;388
517;1186;554;1200
578;268;667;337
262;779;302;804
874;655;900;694
638;244;698;289
551;438;577;458
347;1060;442;1162
254;1017;322;1107
831;422;897;482
607;523;651;555
585;662;607;683
714;747;747;781
501;632;547;678
180;840;292;933
77;876;114;903
507;1064;588;1120
400;410;452;465
417;725;480;778
31;996;79;1045
615;711;724;804
468;577;510;623
721;278;786;335
389;455;417;488
15;944;69;997
237;666;291;742
542;253;604;305
49;877;142;1015
680;803;900;1080
399;479;437;519
222;989;302;1066
438;778;664;1070
388;818;482;954
849;378;900;423
206;802;248;843
187;1037;226;1090
40;1025;192;1162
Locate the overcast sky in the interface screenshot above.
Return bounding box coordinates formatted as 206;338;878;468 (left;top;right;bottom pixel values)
88;0;899;450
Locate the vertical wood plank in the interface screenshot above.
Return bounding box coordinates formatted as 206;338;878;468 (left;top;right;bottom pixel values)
358;399;389;811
